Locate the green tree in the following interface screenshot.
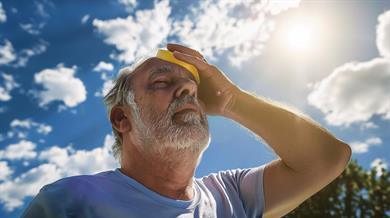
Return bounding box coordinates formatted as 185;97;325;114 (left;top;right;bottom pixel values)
284;159;390;218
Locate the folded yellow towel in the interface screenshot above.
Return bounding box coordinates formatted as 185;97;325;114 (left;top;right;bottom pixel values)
156;49;200;84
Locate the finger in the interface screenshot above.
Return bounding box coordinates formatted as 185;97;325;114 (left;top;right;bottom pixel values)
173;51;213;78
167;43;204;59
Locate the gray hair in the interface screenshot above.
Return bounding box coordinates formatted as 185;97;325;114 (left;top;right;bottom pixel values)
103;57;149;164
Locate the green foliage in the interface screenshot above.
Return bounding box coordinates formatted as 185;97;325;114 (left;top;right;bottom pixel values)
284;159;390;218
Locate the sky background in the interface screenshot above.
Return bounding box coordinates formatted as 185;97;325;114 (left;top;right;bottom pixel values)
0;0;390;217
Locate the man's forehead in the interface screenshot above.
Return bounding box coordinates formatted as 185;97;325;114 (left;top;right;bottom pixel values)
136;57;170;73
133;57;196;81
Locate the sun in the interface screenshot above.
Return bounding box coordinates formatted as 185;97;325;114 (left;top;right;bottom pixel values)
286;24;314;51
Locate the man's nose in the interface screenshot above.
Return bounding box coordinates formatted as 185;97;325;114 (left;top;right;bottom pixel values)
175;78;197;99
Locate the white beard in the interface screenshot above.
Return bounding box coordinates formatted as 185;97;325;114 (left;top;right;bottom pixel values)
131;95;210;155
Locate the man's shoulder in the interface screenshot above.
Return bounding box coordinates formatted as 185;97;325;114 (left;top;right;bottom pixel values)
22;170;120;218
40;169;118;195
195;165;267;190
199;165;267;180
197;168;251;182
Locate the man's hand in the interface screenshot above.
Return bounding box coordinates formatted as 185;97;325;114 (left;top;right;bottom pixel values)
167;43;239;116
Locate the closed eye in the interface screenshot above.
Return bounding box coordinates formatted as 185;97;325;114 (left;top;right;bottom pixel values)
153;80;169;88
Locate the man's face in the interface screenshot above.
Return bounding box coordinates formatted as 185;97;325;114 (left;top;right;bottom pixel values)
129;58;210;154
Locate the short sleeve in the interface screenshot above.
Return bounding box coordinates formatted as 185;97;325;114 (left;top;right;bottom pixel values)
200;163;267;218
237;165;267;217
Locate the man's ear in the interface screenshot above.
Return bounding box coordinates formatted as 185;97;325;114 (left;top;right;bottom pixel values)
110;106;132;133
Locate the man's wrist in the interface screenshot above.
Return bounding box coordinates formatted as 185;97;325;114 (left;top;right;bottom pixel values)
223;86;244;119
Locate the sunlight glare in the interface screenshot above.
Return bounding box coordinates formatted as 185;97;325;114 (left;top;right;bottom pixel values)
286;24;314;51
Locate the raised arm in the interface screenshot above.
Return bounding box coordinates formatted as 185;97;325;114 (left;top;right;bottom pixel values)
225;89;351;217
169;43;351;217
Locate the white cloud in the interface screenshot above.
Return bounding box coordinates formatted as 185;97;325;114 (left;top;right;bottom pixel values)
119;0;138;12
0;40;16;65
34;1;50;18
34;64;87;108
365;137;382;145
81;14;90;24
93;61;114;72
0;161;13;181
36;124;52;135
10;7;17;14
0;73;19;101
360;122;378;130
93;61;115;97
38;147;69;167
0;2;6;23
93;0;299;67
19;23;40;35
39;135;117;176
308;58;390;126
8;119;52;137
172;0;300;66
16;132;27;139
0;135;118;211
14;40;48;67
18;13;50;36
0;163;60;211
14;1;53;43
22;161;29;167
370;158;388;177
308;10;390;127
266;0;300;15
95;79;114;97
0;140;37;160
0;39;48;67
377;10;390;58
350;137;382;154
10;119;32;129
350;142;369;154
93;0;171;63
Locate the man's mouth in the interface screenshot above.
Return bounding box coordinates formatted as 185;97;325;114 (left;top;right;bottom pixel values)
174;104;198;114
175;108;196;114
172;106;200;124
173;109;198;120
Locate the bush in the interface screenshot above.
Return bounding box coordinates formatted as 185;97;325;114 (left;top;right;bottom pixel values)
284;159;390;218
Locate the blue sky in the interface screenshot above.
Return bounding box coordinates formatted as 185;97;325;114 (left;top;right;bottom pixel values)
0;0;390;217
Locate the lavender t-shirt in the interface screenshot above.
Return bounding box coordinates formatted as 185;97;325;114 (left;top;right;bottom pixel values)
22;165;266;218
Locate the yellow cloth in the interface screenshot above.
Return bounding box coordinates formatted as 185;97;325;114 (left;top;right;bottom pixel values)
156;49;200;84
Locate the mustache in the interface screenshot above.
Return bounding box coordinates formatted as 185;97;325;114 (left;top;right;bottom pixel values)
167;95;200;116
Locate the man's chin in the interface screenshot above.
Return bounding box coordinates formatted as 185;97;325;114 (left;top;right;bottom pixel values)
172;127;209;144
165;136;210;153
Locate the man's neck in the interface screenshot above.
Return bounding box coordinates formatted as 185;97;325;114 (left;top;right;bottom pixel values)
120;146;200;201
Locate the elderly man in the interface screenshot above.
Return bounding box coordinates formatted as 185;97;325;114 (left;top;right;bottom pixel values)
22;44;351;218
